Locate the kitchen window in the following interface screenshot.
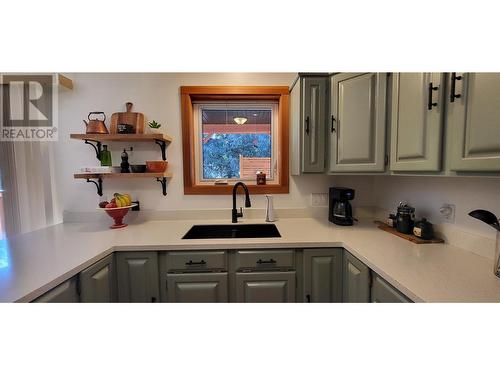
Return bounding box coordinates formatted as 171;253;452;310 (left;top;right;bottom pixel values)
181;86;289;194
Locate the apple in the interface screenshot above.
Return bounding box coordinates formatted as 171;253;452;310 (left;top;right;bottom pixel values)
105;202;117;209
99;201;109;208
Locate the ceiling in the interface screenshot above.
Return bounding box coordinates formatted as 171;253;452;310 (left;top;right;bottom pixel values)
202;109;271;125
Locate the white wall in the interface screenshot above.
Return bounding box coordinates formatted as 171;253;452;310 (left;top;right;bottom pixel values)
58;73;344;215
57;73;500;244
373;175;500;240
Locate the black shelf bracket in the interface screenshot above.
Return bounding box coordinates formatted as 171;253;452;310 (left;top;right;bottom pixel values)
86;178;103;196
154;139;167;161
84;140;102;161
156;177;167;196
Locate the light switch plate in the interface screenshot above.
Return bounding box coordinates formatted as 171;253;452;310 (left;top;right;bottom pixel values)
311;193;329;207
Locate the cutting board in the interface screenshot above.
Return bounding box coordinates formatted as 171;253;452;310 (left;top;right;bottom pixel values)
110;102;145;134
374;220;444;244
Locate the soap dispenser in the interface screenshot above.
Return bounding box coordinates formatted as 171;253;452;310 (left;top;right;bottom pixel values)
265;195;275;222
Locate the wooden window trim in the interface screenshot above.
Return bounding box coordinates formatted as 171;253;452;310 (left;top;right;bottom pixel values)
181;86;289;195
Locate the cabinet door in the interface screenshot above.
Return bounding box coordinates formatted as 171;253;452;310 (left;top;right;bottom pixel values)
371;274;410;303
116;252;160;303
166;273;228;302
448;73;500;171
303;249;342;302
302;76;327;172
342;251;370;303
390;73;444;171
33;277;79;303
330;73;387;172
80;254;116;303
235;271;295;303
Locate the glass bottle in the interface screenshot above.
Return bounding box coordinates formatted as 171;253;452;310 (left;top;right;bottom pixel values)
100;145;112;167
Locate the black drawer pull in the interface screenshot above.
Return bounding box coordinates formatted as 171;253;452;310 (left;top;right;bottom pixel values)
450;72;462;102
306;294;311;303
256;258;277;265
427;82;439;110
331;115;336;133
185;260;207;266
305;116;310;135
151;297;157;303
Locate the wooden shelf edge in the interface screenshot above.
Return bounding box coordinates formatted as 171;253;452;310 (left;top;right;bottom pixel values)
58;74;73;90
74;172;173;179
70;133;173;143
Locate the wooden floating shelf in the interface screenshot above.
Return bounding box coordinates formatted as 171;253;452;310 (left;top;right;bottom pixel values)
71;133;173;196
70;133;173;143
74;172;173;179
74;172;173;196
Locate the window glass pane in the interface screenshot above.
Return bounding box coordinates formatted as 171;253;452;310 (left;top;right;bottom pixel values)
201;108;272;180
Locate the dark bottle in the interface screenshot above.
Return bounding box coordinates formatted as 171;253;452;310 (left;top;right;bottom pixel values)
120;148;131;173
413;218;434;240
100;145;112;167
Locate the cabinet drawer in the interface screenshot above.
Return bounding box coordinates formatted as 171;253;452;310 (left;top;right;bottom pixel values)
165;251;227;272
235;250;295;271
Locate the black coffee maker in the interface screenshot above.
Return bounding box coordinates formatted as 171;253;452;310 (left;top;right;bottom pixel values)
329;187;355;226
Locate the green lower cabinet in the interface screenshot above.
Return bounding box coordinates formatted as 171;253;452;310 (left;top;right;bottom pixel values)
235;271;296;302
303;249;342;302
371;273;411;303
116;251;160;302
342;251;370;303
33;276;79;303
166;273;228;303
79;254;117;302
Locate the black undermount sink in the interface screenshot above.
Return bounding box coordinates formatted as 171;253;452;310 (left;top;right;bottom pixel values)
182;224;281;239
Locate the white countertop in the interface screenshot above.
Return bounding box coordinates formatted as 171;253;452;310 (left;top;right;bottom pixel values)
2;217;500;302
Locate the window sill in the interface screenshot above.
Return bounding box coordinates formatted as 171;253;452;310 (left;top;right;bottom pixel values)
184;184;289;195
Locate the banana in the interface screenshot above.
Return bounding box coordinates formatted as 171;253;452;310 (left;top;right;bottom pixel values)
123;194;132;206
114;193;131;207
118;196;126;207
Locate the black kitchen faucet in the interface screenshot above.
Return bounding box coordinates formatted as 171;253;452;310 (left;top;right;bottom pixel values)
232;182;251;223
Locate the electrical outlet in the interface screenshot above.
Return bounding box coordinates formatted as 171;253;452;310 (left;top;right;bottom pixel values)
311;193;329;207
439;203;455;223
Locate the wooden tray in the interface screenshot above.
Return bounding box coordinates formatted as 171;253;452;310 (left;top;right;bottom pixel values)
374;220;444;244
110;102;145;134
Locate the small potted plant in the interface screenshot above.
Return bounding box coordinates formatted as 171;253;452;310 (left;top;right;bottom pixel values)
148;120;163;134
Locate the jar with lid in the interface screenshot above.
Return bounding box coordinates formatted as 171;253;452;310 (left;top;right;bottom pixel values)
396;202;415;234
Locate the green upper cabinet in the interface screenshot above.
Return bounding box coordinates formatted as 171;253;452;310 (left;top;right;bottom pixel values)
116;251;160;303
79;254;117;303
291;74;329;174
342;251;370;303
390;73;445;172
447;73;500;172
329;73;387;172
303;249;342;303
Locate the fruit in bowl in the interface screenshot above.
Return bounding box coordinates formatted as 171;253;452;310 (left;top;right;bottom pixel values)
98;193;136;229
